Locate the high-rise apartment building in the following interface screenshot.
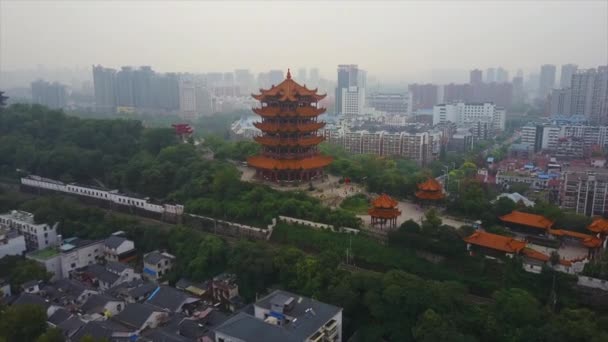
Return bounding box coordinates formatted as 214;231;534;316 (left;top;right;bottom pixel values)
297;68;307;84
309;68;320;87
92;65;117;112
133;66;154;109
31;80;67;109
570;66;608;124
470;69;483;85
549;88;572;116
408;84;439;111
116;67;135;108
234;69;254;94
538;64;556;99
268;70;284;87
496;67;509;83
336;64;365;115
560;64;578;89
560;168;608;217
486;68;496;83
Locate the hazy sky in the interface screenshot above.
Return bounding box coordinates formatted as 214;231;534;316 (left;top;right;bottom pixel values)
1;1;607;81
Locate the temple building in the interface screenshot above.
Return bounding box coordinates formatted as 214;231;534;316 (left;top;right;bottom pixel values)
464;231;526;259
414;178;445;203
247;69;332;182
499;211;554;235
368;194;401;230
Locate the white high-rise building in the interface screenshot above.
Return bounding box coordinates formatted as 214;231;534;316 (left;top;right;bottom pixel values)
549;88;572;115
341;86;365;118
433;102;505;131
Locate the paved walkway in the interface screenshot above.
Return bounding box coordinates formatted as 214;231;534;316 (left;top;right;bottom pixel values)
238;165;469;229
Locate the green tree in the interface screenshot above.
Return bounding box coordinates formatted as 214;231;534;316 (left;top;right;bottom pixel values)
35;328;65;342
0;304;48;342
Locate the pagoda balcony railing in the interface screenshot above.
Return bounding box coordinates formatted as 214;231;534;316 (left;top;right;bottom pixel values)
254;136;324;146
262;151;319;159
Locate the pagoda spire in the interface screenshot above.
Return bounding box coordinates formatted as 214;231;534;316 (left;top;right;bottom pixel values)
286;68;291;79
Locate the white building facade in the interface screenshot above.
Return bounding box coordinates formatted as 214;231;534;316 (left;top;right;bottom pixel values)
0;210;58;251
433;102;506;132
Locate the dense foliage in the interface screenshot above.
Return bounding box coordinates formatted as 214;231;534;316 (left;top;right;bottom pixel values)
0;105;359;227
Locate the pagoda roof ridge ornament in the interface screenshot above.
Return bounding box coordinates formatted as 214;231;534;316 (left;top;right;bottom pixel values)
286;68;291;79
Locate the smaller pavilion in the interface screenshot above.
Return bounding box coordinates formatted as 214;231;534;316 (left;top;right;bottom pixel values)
415;178;445;204
368;194;401;230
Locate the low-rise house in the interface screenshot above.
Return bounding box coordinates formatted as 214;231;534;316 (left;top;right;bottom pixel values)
0;210;58;251
80;294;125;318
71;320;134;342
0;278;11;298
27;237;104;281
56;316;85;340
143;250;175;281
0;226;26;258
176;278;208;297
42;278;98;306
104;234;136;263
112;302;169;332
146;285;200;314
21;279;41;294
47;307;72;327
211;273;242;312
214;290;343;342
109;279;158;303
75;262;140;291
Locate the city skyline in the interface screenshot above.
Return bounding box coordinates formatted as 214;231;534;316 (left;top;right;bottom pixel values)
1;1;607;83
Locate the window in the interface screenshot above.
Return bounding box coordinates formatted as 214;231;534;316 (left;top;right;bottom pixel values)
70;263;76;268
164;260;169;266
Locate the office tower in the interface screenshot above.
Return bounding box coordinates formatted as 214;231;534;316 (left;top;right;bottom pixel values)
309;68;320;87
92;65;117;112
470;69;483;85
268;70;284;86
538;64;556;99
257;72;270;89
549;88;572;116
560;64;578;89
496;67;509;83
116;66;135;107
570;66;608;124
486;68;496;83
30;80;67;109
408;84;439;110
341;86;365;118
297;68;307;83
335;64;365;115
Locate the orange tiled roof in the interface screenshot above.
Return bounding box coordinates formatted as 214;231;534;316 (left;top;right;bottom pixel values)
371;194;399;209
417;178;443;191
247;155;333;170
522;247;550;262
253;135;324;147
252;71;326;102
464;231;527;254
548;229;602;248
415;190;445;200
252;107;326;118
588;218;608;234
368;207;401;218
253;121;325;133
499;211;553;230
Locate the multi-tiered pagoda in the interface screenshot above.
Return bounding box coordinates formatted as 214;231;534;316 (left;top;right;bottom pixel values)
247;70;332;182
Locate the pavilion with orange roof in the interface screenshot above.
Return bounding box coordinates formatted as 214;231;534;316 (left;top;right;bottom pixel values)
368;194;401;230
463;230;526;258
588;217;608;236
414;178;445;204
